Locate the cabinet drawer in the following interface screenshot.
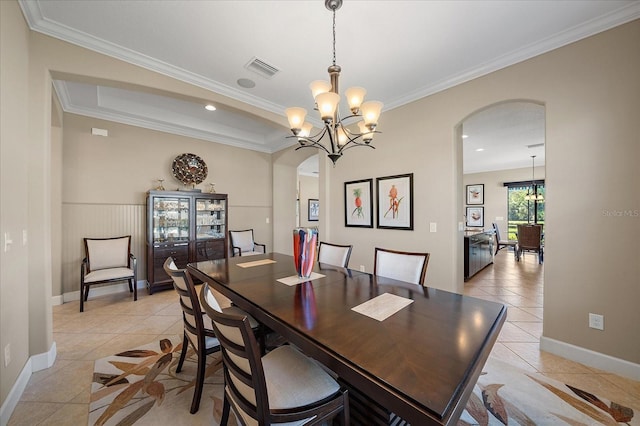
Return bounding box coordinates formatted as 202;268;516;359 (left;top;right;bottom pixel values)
195;240;225;262
154;244;189;268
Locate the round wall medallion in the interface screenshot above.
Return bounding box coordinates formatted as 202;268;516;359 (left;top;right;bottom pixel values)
172;153;208;186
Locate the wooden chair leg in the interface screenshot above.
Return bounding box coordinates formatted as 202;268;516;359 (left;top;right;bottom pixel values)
176;333;188;373
221;394;231;426
132;279;137;301
190;347;206;414
80;283;85;312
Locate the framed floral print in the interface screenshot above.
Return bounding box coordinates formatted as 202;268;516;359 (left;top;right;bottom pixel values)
376;173;413;230
466;206;484;227
344;179;373;228
308;199;319;221
466;184;484;205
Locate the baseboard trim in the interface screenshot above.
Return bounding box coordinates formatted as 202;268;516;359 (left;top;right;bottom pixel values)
0;342;56;426
31;341;56;373
58;280;146;304
540;336;640;380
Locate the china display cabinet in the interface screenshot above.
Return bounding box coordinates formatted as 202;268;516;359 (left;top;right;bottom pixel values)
146;190;228;293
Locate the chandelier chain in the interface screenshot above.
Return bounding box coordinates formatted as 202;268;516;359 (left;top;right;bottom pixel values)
332;8;337;66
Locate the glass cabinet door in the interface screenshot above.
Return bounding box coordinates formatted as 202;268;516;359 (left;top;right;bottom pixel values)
195;198;226;240
152;196;190;243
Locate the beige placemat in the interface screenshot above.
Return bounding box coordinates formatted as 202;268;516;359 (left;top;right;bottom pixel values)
277;272;325;286
237;259;277;268
351;292;413;321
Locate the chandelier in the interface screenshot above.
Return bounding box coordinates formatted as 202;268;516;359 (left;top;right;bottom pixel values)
285;0;383;166
524;155;544;202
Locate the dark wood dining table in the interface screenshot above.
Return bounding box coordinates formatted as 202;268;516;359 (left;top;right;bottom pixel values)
188;252;506;426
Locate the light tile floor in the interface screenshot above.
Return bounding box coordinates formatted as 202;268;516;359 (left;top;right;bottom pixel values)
7;251;640;425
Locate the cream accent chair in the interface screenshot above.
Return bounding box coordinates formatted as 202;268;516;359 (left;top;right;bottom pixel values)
229;229;266;257
374;247;430;286
199;283;350;426
318;242;353;268
80;236;137;312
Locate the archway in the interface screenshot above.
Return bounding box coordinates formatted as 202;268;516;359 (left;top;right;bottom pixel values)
457;99;545;280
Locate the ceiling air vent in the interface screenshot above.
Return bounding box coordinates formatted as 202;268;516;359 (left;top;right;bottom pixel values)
245;57;280;79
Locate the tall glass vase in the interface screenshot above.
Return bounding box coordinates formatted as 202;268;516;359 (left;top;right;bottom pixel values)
293;227;318;278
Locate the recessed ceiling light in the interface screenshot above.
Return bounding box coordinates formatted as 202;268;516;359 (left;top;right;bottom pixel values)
205;104;216;111
462;134;469;139
237;78;256;89
475;148;484;152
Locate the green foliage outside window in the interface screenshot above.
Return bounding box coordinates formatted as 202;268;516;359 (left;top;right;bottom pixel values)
507;185;545;240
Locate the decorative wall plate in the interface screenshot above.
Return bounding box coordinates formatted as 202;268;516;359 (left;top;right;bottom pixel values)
172;153;208;187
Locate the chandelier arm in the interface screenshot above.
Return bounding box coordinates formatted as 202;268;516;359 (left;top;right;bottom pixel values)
291;137;332;155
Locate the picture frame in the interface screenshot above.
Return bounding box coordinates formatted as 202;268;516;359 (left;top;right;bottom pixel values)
466;184;484;205
308;199;319;221
376;173;413;230
466;206;484;227
344;179;373;228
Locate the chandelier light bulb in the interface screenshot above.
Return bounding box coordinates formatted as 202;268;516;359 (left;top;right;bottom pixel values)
285;107;307;134
310;80;332;99
361;100;383;128
358;121;374;143
337;127;348;146
345;87;366;113
315;92;340;121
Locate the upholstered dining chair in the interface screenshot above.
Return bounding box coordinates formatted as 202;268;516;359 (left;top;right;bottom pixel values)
317;241;353;268
229;229;266;257
374;247;430;286
80;235;137;312
516;224;544;264
199;283;350;426
492;222;517;256
163;257;221;414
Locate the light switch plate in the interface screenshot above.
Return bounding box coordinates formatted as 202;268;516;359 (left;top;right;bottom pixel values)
429;222;437;232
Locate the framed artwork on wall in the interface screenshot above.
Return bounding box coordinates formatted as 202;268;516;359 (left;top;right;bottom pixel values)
376;173;413;230
344;179;373;228
466;184;484;205
308;199;319;221
466;206;484;227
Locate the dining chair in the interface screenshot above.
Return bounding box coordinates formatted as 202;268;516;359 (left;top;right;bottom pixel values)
317;241;353;268
229;229;266;257
199;283;350;426
516;224;543;264
374;247;430;286
80;235;137;312
492;222;517;256
163;257;221;414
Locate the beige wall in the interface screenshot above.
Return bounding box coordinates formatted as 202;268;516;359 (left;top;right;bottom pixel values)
0;0;31;405
463;166;546;236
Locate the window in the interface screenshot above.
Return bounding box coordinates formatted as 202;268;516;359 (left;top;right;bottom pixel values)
505;181;545;240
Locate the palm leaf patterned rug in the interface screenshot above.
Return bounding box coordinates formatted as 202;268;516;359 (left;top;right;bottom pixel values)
89;337;637;426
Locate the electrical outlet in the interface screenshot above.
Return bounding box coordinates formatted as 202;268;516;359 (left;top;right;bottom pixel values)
359;265;365;272
4;344;10;367
589;313;604;330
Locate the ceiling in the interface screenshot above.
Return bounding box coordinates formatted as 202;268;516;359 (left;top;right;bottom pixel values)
19;1;640;173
